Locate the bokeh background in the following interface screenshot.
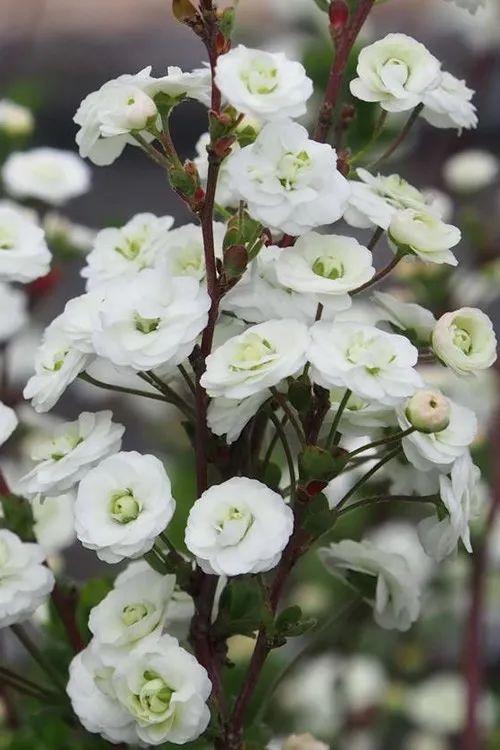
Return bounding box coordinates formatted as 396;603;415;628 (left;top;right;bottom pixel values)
0;1;500;748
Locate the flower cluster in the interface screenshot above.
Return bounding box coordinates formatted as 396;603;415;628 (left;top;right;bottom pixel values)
0;10;498;750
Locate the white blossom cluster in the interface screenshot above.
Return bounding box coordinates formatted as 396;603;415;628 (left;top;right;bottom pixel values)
0;19;498;750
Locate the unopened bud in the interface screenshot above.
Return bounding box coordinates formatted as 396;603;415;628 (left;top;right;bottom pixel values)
329;1;349;38
223;244;248;279
124;91;158;131
406;389;451;434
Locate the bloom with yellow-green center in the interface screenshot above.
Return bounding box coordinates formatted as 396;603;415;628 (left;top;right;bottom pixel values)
185;477;294;575
215;45;312;121
75;451;175;563
432;307;497;375
201;318;309;399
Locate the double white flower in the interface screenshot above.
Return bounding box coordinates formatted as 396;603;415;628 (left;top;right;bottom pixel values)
309;321;422;406
419;452;482;561
68;634;212;746
0;205;51;283
82;213;175;289
185;477;294;576
0;529;54;628
421;71;477;131
275;232;375;310
2;147;91;206
226;119;350;235
388;208;461;266
92;269;210;371
215;45;313;121
373;291;437;346
320;539;421;631
75;451;175;563
350;33;442;112
18;410;124;498
432;307;497;375
201;319;309;399
74;66;210;166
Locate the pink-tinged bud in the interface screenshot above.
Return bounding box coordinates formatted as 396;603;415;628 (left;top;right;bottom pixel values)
406;389;451;434
329;1;349;37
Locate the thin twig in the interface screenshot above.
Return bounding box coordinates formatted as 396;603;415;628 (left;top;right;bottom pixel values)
79;372;168;404
325;388;352;450
345;426;415;462
10;624;66;695
371;104;424;168
270;388;306;447
336;446;403;511
351;251;403;296
268;410;297;502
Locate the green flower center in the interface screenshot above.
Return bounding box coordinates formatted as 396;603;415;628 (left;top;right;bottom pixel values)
138;672;174;715
134;313;160;334
115;236;144;261
42;349;69;372
241;60;279;95
277;150;311;190
121;602;151;626
230;334;277;372
451;324;473;354
109;489;141;524
0;227;15;250
215;506;254;547
312;256;344;280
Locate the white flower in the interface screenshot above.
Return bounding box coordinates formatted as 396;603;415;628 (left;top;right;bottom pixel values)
418;452;482;561
344;169;431;230
0;402;17;447
0;206;51;283
373;291;436;346
163;222;225;281
275;232;375;308
67;641;138;744
320;539;421;631
388;208;461;266
215;45;312;121
421;71;477;131
0;99;34;136
32;493;76;553
226;119;350;235
2;148;91;206
0;282;27;342
350;34;441;112
207;391;269;444
0;529;54;628
18;411;124;498
23;323;93;413
443;149;499;193
328;388;397;437
201;319;309;399
43;212;96;253
398;395;477;472
74;66;210;166
194;132;240;208
309;321;422;406
112;634;211;745
185;477;294;575
92;270;210;371
114;560;194;641
82;213;175;289
368;521;432;587
89;567;176;649
223;246;334;325
432;307;497;375
75;451;175;563
55;292;104;354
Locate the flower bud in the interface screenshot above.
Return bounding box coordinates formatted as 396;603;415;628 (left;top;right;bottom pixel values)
123;90;158;131
406;389;451;434
329;1;350;37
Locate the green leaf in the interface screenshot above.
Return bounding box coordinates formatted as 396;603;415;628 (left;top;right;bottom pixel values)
275;605;317;639
0;494;34;541
214;578;268;638
298;445;340;483
303;492;336;536
313;0;330;10
288;377;312;413
219;7;236;38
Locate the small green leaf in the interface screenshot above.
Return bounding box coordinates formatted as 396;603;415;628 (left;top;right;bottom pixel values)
214;578;267;638
76;577;113;639
275;605;317;639
303;492;336;536
288;377;312;413
313;0;330;11
298;445;340;483
0;494;34;541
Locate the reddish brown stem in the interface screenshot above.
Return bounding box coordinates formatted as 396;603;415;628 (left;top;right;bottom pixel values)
351;251;402;296
51;583;86;653
313;0;376;144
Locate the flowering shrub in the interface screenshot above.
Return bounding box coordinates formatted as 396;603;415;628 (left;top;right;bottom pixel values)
0;1;498;749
